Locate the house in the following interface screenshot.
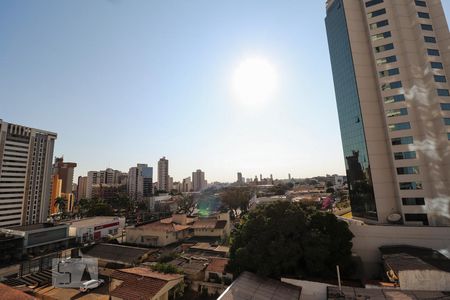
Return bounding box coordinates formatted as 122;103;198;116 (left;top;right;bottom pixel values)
191;213;231;239
110;267;184;300
218;271;301;300
380;245;450;291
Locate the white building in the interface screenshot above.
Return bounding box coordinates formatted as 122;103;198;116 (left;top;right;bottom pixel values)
67;216;125;243
128;164;153;201
192;169;207;192
0;119;57;227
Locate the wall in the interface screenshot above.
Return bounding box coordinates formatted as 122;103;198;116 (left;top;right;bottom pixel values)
399;269;450;291
281;278;332;300
349;222;450;277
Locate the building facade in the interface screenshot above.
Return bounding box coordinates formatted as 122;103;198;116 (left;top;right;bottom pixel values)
158;157;169;192
85;168;126;199
50;157;77;214
326;0;450;225
192;169;207;192
0;120;57;227
128;164;153;201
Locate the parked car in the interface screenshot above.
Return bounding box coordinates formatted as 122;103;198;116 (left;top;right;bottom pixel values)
79;279;104;292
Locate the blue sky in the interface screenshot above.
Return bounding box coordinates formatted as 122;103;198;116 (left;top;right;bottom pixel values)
1;1;450;183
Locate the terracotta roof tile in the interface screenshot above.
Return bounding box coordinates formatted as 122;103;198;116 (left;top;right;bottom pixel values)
0;283;36;300
206;258;229;273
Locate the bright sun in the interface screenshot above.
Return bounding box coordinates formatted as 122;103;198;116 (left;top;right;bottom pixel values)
232;56;279;108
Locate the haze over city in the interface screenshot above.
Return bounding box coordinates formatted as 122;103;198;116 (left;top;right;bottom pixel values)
8;1;450;182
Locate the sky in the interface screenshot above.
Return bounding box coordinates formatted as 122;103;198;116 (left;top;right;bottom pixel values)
1;1;450;183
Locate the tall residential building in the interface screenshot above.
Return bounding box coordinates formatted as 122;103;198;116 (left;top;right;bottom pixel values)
182;177;192;192
128;164;153;201
158;157;169;192
85;168;127;199
237;172;243;184
192;169;207;192
77;176;88;201
0;120;57;227
50;157;77;214
326;0;450;226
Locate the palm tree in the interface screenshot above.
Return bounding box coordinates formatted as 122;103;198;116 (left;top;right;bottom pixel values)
54;197;66;213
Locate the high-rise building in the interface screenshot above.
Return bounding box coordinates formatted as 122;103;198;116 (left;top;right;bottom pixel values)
326;0;450;226
158;157;169;192
237;172;243;184
85;168;126;199
128;164;153;201
77;176;88;201
50;157;77;214
0;120;57;227
182;177;192;192
192;169;207;192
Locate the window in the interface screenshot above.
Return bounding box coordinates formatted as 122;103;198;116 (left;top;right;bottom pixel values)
448;133;450;140
384;94;405;103
444;118;450;126
397;166;420;175
427;49;440;56
375;43;394;53
371;31;392;41
405;213;429;225
431;62;444;69
418;12;430;19
399;181;423;190
379;68;399;78
389;122;411;131
421;24;433;31
424;36;436;43
386;107;408;117
402;198;425;206
438;89;450;96
376;55;397;65
394;151;417;160
366;0;383;7
415;0;427;7
368;8;386;18
370;19;389;30
434;75;447;82
440;103;450;110
381;81;402;91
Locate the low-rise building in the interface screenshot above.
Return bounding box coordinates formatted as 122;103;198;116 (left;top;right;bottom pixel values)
67;216;125;244
110;267;184;300
0;223;70;256
82;243;156;268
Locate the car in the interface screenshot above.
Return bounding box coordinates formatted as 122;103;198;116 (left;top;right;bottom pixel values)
79;279;105;292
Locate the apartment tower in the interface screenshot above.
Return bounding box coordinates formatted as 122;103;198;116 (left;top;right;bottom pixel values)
128;164;153;201
326;0;450;225
0;120;56;227
192;169;207;192
157;157;169;192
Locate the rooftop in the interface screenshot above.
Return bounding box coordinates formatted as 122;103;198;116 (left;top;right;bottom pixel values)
67;216;122;228
206;258;229;274
133;221;190;233
5;223;66;232
0;283;35;300
118;267;183;281
327;286;450;300
82;243;154;265
218;271;301;300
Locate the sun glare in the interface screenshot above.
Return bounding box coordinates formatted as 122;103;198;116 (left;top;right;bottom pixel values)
232;56;279;108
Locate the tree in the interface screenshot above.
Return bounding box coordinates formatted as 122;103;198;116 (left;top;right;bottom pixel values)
151;263;182;274
54;197;66;213
176;194;196;215
227;201;354;279
220;187;252;218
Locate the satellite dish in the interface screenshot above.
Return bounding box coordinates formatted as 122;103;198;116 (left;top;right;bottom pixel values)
387;213;402;223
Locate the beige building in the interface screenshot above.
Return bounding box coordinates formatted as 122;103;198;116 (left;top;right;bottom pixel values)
158;157;169;192
326;0;450;226
0;120;56;227
192;169;207;192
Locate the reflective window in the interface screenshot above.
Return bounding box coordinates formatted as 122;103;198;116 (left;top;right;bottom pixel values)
371;31;391;41
399;182;423;190
397;166;420;175
421;24;433;31
369;19;389;30
384;94;405;103
424;36;436;43
415;0;427;7
376;55;397;65
441;103;450;110
448;133;450;140
402;198;425;206
431;62;444;69
379;68;399;78
386;107;408;118
438;89;450;96
326;0;378;221
418;12;430;19
381;81;402;91
392;136;413;145
444;118;450;126
434;75;447;82
394;151;417;160
366;0;383;8
405;213;428;225
388;122;411;131
375;43;394;53
427;49;440;56
368;8;386;18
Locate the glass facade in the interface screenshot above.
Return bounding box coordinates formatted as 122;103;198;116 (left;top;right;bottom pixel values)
326;0;377;220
